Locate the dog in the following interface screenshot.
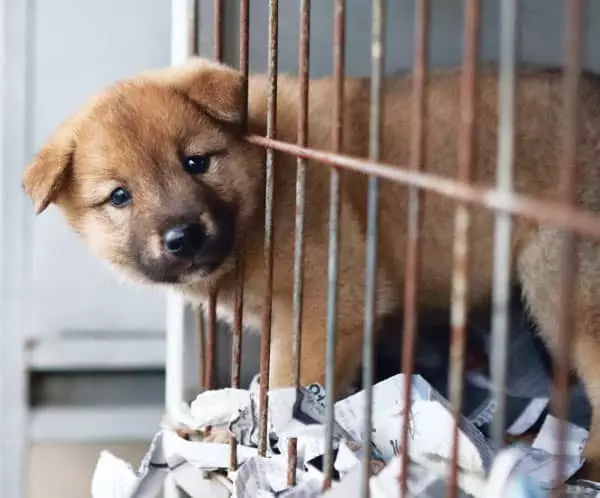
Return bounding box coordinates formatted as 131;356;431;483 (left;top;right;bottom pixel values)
22;57;600;476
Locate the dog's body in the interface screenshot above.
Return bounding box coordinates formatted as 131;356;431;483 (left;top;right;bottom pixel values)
22;59;600;474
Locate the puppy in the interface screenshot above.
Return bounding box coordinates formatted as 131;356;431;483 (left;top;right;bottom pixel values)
22;58;600;475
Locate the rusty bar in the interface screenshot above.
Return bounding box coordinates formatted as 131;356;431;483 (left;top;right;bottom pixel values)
229;0;250;473
552;1;583;495
188;0;199;56
239;0;250;126
213;0;223;61
232;0;250;392
195;307;206;389
287;437;298;487
229;433;238;471
204;290;218;389
258;0;279;458
229;256;244;471
246;135;600;240
292;0;311;390
490;0;518;450
323;0;345;489
362;2;385;497
448;1;480;496
400;0;429;494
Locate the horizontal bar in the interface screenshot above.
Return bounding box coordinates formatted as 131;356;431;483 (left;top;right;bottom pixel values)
246;135;600;240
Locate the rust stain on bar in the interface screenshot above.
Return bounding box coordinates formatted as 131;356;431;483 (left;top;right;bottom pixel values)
232;257;244;389
292;0;311;390
204;289;218;390
239;0;250;127
229;0;250;473
258;0;279;458
552;1;582;495
323;0;346;490
232;0;250;395
188;0;199;56
213;0;223;61
229;433;238;472
287;437;298;487
448;1;480;496
246;135;600;241
400;1;429;495
195;308;206;389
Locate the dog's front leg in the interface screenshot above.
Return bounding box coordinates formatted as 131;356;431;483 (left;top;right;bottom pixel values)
267;296;364;398
518;226;600;479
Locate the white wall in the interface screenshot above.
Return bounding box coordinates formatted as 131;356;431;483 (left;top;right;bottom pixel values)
28;0;171;338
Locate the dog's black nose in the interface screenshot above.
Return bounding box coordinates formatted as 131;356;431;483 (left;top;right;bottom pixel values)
164;223;206;257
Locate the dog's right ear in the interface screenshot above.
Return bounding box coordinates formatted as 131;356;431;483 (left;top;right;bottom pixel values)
22;120;76;215
141;58;245;125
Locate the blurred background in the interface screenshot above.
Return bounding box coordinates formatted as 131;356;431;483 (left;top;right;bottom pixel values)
2;1;600;497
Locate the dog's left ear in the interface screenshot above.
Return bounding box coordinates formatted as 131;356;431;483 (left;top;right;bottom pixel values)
22;118;76;215
144;57;245;124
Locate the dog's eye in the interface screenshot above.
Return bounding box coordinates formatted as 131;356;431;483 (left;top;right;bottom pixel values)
109;187;132;208
183;155;211;175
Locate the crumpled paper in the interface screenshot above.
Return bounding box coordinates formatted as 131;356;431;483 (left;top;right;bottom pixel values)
90;373;595;498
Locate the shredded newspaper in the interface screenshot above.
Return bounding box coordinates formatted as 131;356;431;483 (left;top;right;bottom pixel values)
90;370;596;498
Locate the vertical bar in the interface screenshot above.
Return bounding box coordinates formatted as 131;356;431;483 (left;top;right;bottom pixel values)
553;1;582;495
213;0;223;61
362;2;385;498
195;309;206;393
188;0;199;56
448;1;480;497
287;438;298;487
239;0;250;127
231;266;244;391
204;291;218;389
258;0;279;457
400;1;429;494
229;0;249;473
323;0;345;489
490;0;518;449
292;0;311;390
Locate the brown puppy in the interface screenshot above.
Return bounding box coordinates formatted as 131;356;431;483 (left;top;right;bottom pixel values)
22;58;600;473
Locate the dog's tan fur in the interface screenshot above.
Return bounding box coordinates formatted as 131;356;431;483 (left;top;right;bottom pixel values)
22;58;600;475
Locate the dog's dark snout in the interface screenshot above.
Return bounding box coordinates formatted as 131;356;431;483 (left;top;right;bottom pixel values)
164;223;206;257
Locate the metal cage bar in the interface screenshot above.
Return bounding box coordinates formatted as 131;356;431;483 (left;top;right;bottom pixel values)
490;0;518;450
323;0;346;488
213;0;223;62
204;288;218;389
400;1;430;493
246;134;600;241
553;1;584;495
258;0;279;458
293;0;311;392
229;0;250;473
362;2;385;497
449;1;480;494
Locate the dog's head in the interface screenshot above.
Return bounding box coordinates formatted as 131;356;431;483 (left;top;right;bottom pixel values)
22;58;264;287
